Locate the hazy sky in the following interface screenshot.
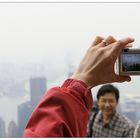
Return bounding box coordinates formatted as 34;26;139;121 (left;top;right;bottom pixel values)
1;2;140;130
0;3;140;64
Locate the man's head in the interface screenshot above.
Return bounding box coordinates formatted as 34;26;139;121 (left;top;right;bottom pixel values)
97;84;119;116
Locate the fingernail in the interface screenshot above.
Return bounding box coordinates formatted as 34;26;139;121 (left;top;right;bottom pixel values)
130;38;135;41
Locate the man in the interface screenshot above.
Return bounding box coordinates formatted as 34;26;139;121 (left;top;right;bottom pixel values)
88;84;135;137
23;36;134;137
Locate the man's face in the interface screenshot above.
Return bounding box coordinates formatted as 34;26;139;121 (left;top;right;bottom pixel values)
98;92;118;116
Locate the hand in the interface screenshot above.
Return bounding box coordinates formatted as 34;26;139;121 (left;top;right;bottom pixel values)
71;36;134;88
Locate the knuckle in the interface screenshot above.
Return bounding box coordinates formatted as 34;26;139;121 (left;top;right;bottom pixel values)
108;35;114;40
96;36;104;40
116;40;124;46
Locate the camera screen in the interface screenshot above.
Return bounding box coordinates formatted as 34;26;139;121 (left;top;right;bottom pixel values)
122;54;140;72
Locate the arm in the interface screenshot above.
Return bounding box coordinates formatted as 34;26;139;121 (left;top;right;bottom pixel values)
23;36;134;137
23;79;93;137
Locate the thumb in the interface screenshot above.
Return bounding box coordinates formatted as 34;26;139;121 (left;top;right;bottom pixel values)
115;75;131;83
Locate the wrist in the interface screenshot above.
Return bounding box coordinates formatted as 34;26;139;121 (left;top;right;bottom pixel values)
70;74;96;88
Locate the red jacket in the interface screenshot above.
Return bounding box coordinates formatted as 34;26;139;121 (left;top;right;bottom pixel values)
23;79;93;137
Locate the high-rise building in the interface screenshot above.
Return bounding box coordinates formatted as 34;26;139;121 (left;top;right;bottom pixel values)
17;101;32;137
30;77;47;109
121;98;138;125
17;77;47;137
120;94;140;126
68;65;75;77
0;117;6;137
7;120;18;138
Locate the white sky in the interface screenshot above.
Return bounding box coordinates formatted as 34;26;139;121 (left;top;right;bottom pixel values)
0;3;140;64
1;2;140;131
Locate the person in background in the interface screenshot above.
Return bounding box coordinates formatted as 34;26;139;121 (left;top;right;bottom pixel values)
23;36;134;137
134;120;140;137
87;101;99;137
87;84;135;137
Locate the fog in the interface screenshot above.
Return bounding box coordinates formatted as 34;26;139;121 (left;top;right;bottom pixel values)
0;2;140;133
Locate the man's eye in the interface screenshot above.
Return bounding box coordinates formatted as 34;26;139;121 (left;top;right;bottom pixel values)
101;100;106;103
108;100;114;103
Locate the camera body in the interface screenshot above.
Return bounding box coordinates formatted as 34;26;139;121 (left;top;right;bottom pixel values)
116;48;140;75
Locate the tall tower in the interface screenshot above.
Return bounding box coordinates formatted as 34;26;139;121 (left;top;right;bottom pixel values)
0;117;6;137
66;51;75;77
30;77;47;109
17;101;32;137
7;120;18;138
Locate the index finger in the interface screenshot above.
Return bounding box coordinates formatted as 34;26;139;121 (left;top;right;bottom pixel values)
111;37;135;55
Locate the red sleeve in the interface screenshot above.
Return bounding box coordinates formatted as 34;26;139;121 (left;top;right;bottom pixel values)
23;79;93;137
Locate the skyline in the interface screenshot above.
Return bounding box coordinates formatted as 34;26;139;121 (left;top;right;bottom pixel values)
0;61;140;132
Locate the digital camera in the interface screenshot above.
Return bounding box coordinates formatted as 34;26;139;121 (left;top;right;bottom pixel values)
116;49;140;75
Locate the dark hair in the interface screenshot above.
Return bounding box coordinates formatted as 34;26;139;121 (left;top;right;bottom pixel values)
97;84;119;102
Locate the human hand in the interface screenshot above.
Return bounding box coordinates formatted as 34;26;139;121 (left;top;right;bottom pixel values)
71;36;134;88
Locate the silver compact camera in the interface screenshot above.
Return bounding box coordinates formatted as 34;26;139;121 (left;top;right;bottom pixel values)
116;49;140;75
